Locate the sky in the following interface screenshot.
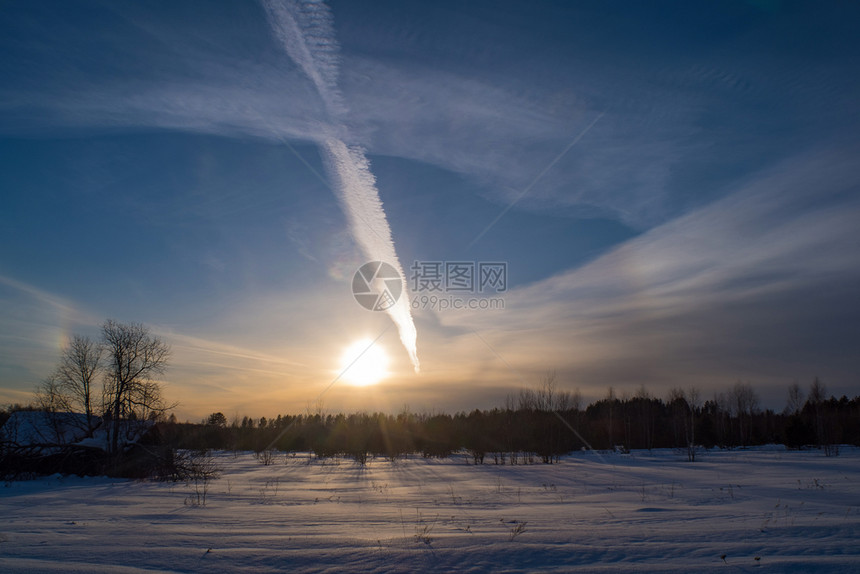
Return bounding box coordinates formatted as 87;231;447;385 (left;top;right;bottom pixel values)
1;0;859;421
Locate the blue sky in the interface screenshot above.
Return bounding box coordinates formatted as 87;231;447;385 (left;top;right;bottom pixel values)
1;0;859;419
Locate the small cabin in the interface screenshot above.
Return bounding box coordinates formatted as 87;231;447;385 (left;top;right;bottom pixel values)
1;411;162;478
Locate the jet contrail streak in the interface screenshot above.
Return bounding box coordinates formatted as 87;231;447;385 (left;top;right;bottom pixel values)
261;0;420;371
261;0;342;115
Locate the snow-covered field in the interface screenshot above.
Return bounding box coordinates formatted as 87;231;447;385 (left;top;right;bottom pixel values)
2;448;859;573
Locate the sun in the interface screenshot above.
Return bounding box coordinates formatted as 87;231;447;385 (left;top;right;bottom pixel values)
339;339;389;386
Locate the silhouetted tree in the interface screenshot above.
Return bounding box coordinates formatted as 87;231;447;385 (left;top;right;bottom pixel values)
207;412;228;427
784;382;804;416
730;381;759;447
102;320;170;455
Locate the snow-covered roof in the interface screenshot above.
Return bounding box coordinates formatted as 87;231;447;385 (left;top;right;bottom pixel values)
77;419;156;452
0;411;93;450
1;412;156;453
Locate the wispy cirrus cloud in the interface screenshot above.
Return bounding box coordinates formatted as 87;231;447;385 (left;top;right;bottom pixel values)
2;2;856;232
429;150;860;403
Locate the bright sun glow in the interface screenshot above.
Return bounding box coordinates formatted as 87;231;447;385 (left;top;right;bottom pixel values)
339;339;389;386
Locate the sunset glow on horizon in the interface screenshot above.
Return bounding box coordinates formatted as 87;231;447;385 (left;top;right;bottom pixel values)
0;0;858;421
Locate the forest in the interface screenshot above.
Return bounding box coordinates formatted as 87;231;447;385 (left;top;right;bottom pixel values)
2;376;859;480
155;378;859;464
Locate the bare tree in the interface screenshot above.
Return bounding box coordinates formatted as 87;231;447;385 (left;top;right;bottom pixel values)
606;386;616;449
517;387;536;411
102;320;170;455
32;375;77;446
730;381;760;447
808;377;827;404
570;387;583;412
685;387;701;462
808;377;827;447
666;386;701;460
667;387;686;448
34;375;72;413
714;391;733;446
808;377;835;454
54;335;101;432
511;372;577;463
785;382;805;416
535;371;573;412
516;372;574;412
634;385;655;451
535;371;556;411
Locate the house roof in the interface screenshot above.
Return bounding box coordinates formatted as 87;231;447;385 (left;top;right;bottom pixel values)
1;411;155;453
1;411;92;450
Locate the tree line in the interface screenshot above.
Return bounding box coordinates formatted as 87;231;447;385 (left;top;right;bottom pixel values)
3;329;858;478
158;375;859;464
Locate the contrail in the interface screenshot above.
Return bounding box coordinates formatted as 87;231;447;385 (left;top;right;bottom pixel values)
260;0;343;117
261;0;420;371
321;139;419;370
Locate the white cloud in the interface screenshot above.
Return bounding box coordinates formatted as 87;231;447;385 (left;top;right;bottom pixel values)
432;150;860;402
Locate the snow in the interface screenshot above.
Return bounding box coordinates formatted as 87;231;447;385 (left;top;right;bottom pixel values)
1;448;859;572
